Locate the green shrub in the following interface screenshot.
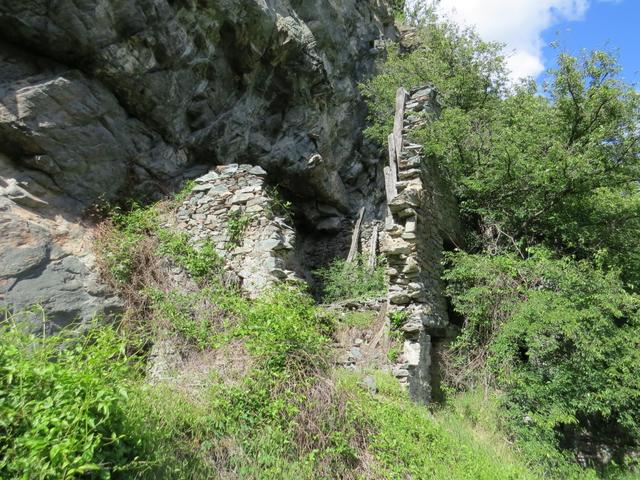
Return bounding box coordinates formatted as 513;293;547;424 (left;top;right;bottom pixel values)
97;202;222;286
0;322;140;479
229;285;329;371
316;254;387;303
227;210;252;249
156;230;222;282
444;249;640;471
389;310;408;331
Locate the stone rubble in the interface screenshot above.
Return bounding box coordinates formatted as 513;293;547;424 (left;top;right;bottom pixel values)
174;164;301;297
329;298;389;370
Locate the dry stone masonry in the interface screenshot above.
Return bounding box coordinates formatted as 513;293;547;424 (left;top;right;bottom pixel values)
174;164;300;297
380;87;462;403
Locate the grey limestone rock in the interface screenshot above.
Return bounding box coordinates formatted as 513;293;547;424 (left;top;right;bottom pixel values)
0;0;395;325
0;0;394;212
0;211;122;330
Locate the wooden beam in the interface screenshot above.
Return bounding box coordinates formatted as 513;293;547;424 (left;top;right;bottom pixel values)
368;224;379;270
346;207;365;263
393;87;407;174
388;133;397;181
383;165;397;230
383;166;397;204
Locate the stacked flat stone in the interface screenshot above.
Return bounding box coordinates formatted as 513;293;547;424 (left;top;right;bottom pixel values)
175;164;300;297
380;86;460;403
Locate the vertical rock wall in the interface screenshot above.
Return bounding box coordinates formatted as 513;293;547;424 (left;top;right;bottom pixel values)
380;87;462;403
0;0;395;326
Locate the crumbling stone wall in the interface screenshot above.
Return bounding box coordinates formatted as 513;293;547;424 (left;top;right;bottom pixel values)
174;164;300;297
380;87;462;403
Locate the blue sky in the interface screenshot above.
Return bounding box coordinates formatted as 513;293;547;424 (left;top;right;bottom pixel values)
430;0;639;84
541;1;639;85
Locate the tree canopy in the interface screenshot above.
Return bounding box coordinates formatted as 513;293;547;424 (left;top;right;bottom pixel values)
362;9;640;474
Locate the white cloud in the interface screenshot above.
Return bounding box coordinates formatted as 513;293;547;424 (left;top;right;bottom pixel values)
419;0;592;80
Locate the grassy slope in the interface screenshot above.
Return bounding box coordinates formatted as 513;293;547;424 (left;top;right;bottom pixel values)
1;302;548;480
339;371;540;480
0;198;596;479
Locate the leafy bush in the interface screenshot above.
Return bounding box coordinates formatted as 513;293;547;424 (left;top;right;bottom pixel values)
389;310;408;331
444;249;640;470
233;285;329;370
423;52;640;286
156;230;222;282
316;254;387;303
226;210;252;249
0;322;140;479
96;202;222;286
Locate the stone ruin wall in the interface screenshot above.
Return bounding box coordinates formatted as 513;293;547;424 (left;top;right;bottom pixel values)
173;164;301;297
167;87;460;404
380;86;462;403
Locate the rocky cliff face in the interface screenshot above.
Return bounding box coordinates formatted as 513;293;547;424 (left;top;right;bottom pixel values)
0;0;394;327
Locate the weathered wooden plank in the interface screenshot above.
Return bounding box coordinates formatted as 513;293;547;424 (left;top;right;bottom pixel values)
346;206;365;263
388;133;397;181
383;166;397;203
383;165;397;230
368;224;379;270
393;87;407;174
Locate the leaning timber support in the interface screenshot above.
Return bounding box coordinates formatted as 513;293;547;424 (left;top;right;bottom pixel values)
368;224;379;270
393;87;408;174
346;207;365;263
388;133;398;181
383;165;397;230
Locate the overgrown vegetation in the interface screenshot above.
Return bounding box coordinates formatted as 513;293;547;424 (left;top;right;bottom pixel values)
5;4;640;478
3;179;562;478
316;254;387;303
96;201;222;287
226;210;253;249
1;310;552;479
265;185;294;224
362;4;640;476
0;283;348;479
340;371;543;480
0;322;141;478
444;250;640;474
